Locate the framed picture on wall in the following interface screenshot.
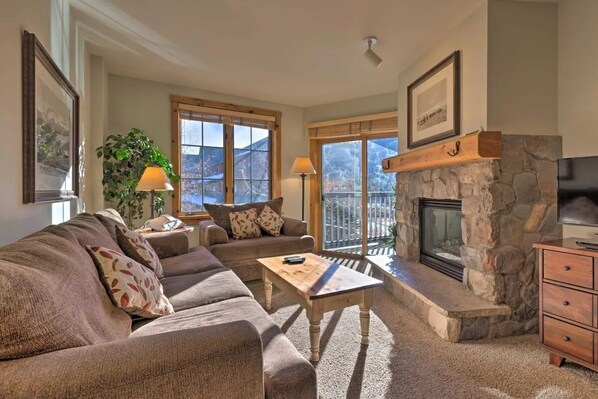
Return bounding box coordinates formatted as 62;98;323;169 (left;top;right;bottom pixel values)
407;51;460;149
22;30;80;203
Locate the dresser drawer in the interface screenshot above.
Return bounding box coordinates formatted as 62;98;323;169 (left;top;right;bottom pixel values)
544;316;594;363
544;251;594;289
543;283;594;326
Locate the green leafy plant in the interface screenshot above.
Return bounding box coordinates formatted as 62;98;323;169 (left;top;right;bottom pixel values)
387;222;398;248
387;185;399;248
96;128;180;227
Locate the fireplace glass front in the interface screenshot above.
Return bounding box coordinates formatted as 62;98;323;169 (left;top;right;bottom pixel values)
419;199;464;281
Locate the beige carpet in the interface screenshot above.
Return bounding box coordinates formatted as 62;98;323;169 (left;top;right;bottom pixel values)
246;269;598;399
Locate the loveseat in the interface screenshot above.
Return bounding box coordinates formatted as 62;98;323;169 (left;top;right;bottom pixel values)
199;198;315;281
0;212;317;398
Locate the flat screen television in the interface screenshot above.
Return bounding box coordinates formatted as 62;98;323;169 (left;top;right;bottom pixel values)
558;156;598;227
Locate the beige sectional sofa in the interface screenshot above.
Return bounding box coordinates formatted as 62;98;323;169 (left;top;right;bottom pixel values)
199;198;315;281
199;216;315;281
0;212;317;398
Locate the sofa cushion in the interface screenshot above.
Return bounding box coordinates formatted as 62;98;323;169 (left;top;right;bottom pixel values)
0;226;131;360
230;208;262;240
87;246;174;318
160;246;224;278
116;227;164;277
95;209;127;243
257;204;284;237
130;296;317;399
60;212;123;254
210;235;315;263
204;197;283;236
157;268;253;312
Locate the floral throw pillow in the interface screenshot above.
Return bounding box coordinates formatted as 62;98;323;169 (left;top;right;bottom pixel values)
116;227;164;278
86;246;174;318
257;204;284;237
229;208;262;240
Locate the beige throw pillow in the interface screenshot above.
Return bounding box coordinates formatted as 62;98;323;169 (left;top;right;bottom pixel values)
229;208;262;240
204;197;283;236
257;204;284;236
116;227;164;278
86;246;174;318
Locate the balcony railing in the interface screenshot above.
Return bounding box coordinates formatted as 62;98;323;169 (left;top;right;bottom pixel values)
322;191;394;250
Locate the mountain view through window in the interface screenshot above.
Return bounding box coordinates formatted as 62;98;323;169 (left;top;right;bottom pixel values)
180;120;271;213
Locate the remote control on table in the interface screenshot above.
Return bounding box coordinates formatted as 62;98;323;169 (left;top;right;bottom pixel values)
283;256;306;264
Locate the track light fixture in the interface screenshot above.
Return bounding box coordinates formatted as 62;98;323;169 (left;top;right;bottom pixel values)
364;36;382;68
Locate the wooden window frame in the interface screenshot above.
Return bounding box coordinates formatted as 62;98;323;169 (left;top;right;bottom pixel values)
308;112;398;254
171;95;282;224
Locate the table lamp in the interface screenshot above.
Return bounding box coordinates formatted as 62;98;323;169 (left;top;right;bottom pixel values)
290;157;316;221
136;166;173;219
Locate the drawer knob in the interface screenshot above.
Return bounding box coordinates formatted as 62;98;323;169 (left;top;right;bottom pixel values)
562;300;570;306
563;336;571;342
562;266;571;271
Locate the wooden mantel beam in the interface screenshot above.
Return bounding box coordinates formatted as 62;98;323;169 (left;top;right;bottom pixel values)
381;131;502;174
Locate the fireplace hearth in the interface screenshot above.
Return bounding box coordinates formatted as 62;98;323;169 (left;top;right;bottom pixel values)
419;199;464;281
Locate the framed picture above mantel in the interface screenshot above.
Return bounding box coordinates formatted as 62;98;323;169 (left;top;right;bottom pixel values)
407;50;460;149
22;30;80;204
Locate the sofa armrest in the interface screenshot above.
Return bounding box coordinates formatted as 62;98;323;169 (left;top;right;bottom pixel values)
282;216;308;236
144;231;189;259
0;321;264;399
198;220;229;247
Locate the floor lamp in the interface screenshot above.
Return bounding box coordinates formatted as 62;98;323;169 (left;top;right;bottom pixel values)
290;157;316;221
136;166;174;219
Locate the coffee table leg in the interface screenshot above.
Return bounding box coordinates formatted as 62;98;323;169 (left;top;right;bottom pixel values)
359;289;373;345
307;303;323;362
262;270;272;311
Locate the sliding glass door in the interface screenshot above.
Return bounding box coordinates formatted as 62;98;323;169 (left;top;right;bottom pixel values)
322;140;363;254
320;136;398;256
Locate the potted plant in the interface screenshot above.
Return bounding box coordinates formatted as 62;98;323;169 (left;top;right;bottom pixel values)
96;128;180;227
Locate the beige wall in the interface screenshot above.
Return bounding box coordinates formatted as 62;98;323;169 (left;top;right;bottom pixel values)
558;0;598;239
487;0;558;135
304;91;398;124
397;2;488;154
103;75;309;243
88;55;109;212
0;0;76;246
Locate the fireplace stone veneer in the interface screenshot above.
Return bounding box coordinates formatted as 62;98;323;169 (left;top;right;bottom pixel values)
394;135;562;338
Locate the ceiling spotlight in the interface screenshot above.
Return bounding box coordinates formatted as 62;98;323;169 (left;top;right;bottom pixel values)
364;36;382;68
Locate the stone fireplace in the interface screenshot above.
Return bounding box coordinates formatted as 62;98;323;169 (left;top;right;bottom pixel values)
393;134;562;338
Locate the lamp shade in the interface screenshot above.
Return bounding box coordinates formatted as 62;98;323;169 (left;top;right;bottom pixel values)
136;166;173;192
290;157;316;175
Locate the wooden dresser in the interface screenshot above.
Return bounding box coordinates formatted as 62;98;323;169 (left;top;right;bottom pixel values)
535;238;598;371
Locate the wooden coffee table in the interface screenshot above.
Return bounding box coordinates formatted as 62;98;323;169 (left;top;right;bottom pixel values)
257;253;383;362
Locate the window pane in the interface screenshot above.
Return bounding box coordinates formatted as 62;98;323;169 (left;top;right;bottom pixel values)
367;138;398;192
234;125;251;149
251;151;269;180
181;179;203;213
182;149;202;179
234;180;251;203
252;180;269;202
181;145;200;155
234;149;251;179
203;122;224;148
181;120;202;146
203;147;224;179
204;180;224;204
251;128;269;150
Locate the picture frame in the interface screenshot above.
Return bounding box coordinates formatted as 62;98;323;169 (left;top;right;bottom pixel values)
22;30;79;203
407;51;460;149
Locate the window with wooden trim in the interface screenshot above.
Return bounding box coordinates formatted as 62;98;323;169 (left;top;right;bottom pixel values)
171;96;282;221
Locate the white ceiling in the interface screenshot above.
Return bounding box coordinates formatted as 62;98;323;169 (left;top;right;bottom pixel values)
71;0;485;107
